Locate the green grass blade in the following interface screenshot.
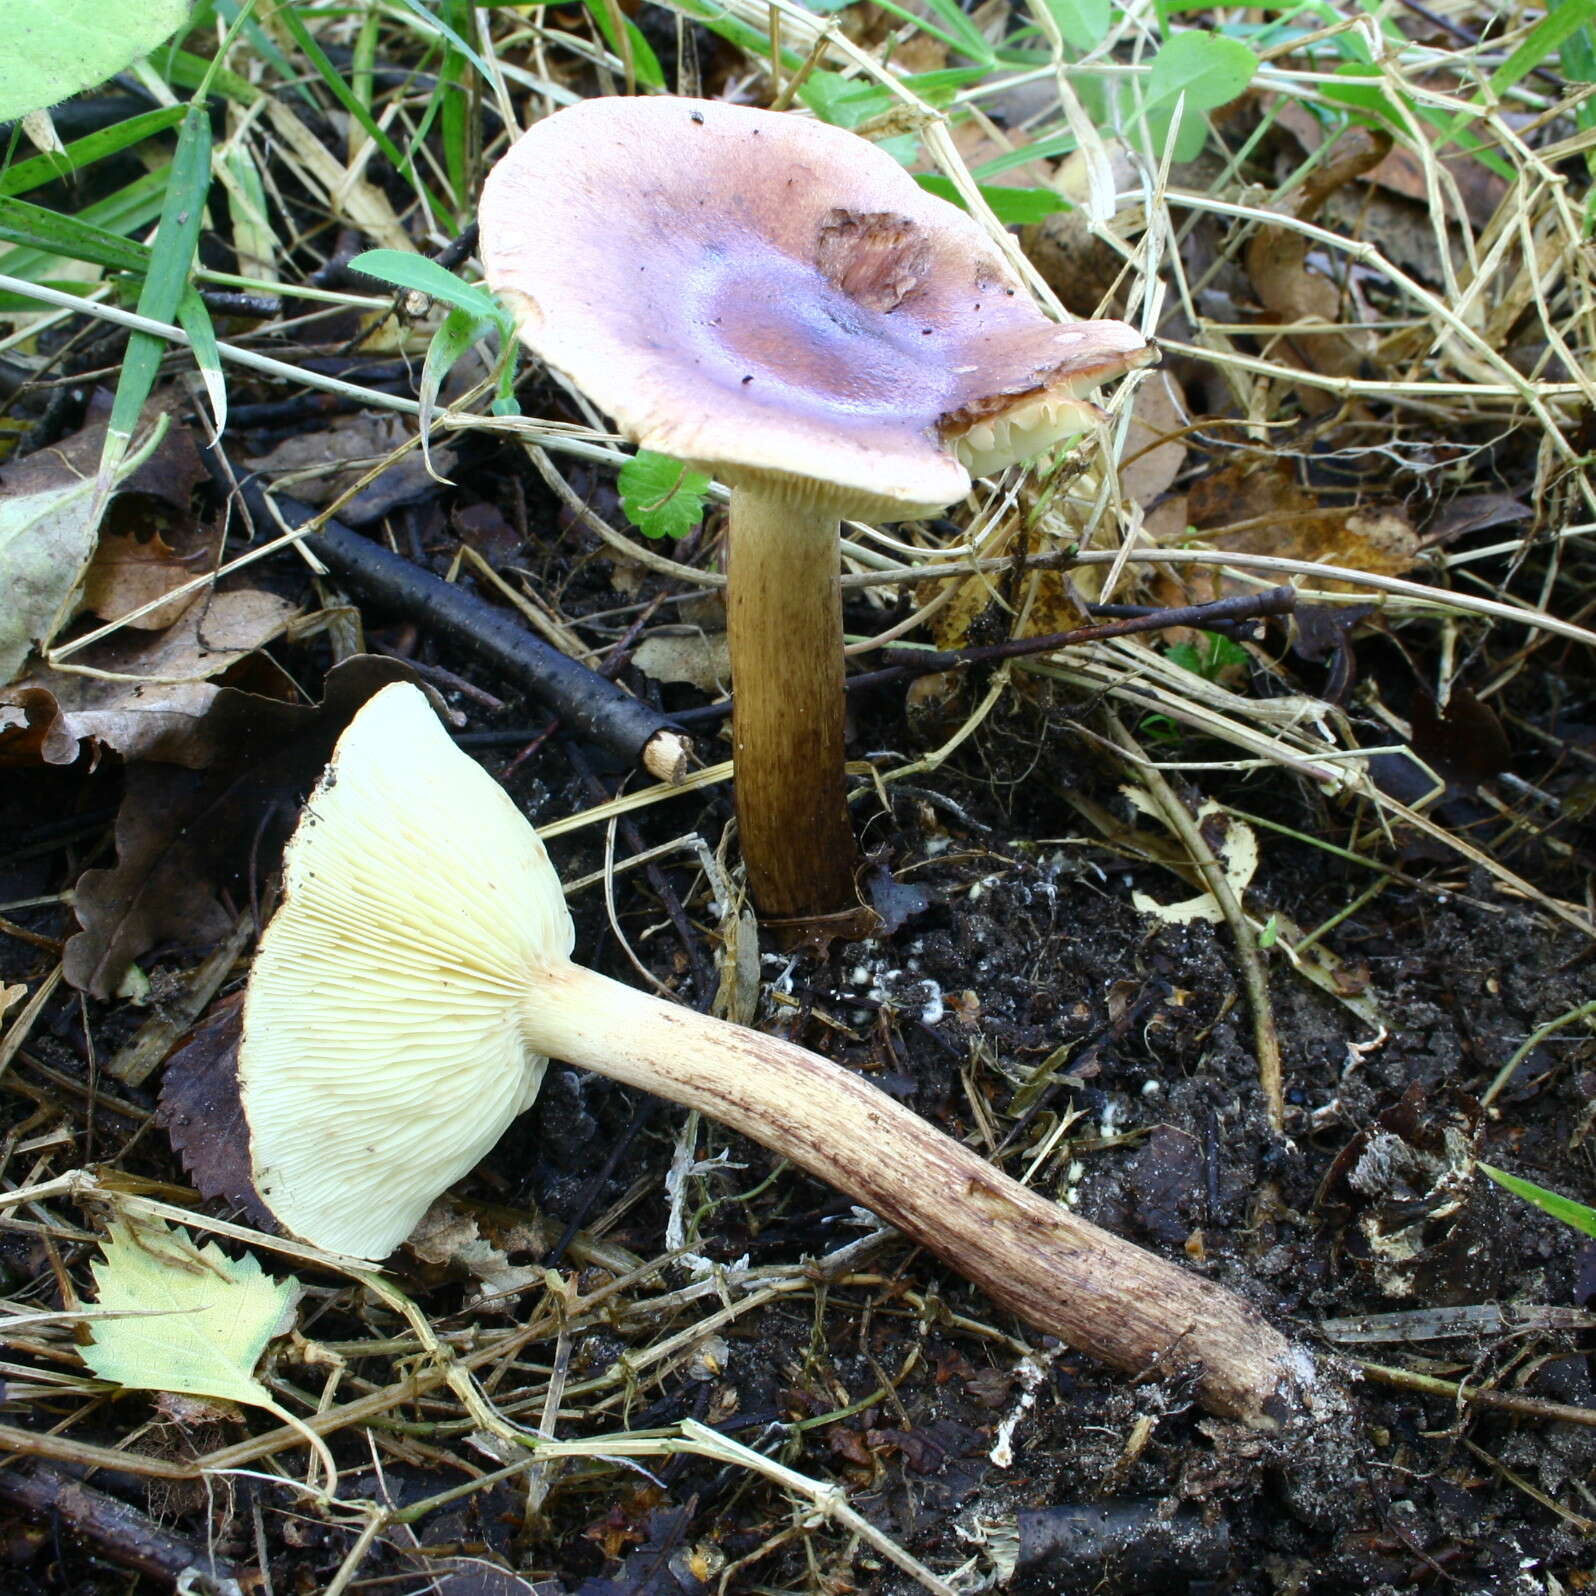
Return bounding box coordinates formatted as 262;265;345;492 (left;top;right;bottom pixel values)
105;105;214;469
155;48;261;106
268;0;408;173
213;0;311;104
1490;0;1596;95
176;286;227;434
865;0;996;64
0;107;188;199
1478;1163;1596;1240
0;196;152;274
385;0;493;77
437;0;479;210
915;174;1069;223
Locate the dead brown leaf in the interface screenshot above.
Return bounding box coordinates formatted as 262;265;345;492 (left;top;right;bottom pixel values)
80;527;213;632
63;655;417;999
1183;461;1419;592
1244;128;1387;398
0;410;207;683
2;589;299;767
154;991;275;1229
1120;371;1189;508
631;631;731;694
245;415;455;526
929;558;1086;652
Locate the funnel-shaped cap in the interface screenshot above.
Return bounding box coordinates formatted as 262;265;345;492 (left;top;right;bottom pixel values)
480;97;1153;519
239;683;573;1259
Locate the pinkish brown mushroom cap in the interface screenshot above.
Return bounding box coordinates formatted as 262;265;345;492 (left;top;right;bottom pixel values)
480;97;1153;519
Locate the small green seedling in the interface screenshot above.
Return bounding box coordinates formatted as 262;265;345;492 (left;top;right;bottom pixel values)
349;248;520;416
618;451;712;541
1168;629;1250;681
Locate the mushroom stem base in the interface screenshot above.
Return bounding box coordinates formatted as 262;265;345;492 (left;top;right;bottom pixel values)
726;488;864;930
524;960;1316;1428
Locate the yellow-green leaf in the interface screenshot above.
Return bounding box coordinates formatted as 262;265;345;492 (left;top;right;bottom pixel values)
82;1217;299;1410
0;0;196;122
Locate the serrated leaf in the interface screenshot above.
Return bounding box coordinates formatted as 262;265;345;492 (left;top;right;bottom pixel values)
82;1217;299;1409
0;0;196;122
618;451;712;541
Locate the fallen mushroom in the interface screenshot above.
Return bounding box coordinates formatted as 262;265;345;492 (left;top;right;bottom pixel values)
478;97;1153;936
240;683;1315;1427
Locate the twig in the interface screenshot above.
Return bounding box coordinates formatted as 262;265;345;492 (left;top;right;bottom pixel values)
850;586;1294;686
218;467;692;783
671;588;1294;728
1357;1359;1596;1429
1481;998;1596;1109
0;1465;252;1588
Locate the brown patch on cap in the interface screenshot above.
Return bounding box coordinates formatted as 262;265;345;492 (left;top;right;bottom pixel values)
816;210;931;313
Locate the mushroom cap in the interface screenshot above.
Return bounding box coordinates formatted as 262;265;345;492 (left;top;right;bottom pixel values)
479;97;1153;519
239;682;573;1259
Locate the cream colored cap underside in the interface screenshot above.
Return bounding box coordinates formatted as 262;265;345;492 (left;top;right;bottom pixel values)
238;682;574;1259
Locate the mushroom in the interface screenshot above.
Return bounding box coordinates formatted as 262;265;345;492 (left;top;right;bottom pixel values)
240;683;1311;1427
478;97;1154;936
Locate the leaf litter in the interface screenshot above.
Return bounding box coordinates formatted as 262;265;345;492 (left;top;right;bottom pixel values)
0;0;1594;1592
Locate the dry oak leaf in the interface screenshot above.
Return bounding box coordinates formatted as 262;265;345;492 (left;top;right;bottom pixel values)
80;527;211;633
0;412;206;683
1184;461;1419;593
63;654;418;998
1;589;299;767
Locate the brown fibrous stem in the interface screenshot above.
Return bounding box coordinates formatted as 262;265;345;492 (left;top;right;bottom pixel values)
726;485;871;933
523;961;1315;1428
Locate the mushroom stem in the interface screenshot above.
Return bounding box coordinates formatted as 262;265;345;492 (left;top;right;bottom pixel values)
726;487;865;931
523;960;1309;1428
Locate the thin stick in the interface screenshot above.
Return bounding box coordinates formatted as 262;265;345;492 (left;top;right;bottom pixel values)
1357;1360;1596;1429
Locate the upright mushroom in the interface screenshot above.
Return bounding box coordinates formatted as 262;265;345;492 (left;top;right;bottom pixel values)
239;683;1313;1427
479;97;1153;936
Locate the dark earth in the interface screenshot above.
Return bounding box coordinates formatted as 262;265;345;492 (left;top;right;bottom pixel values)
4;483;1595;1592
